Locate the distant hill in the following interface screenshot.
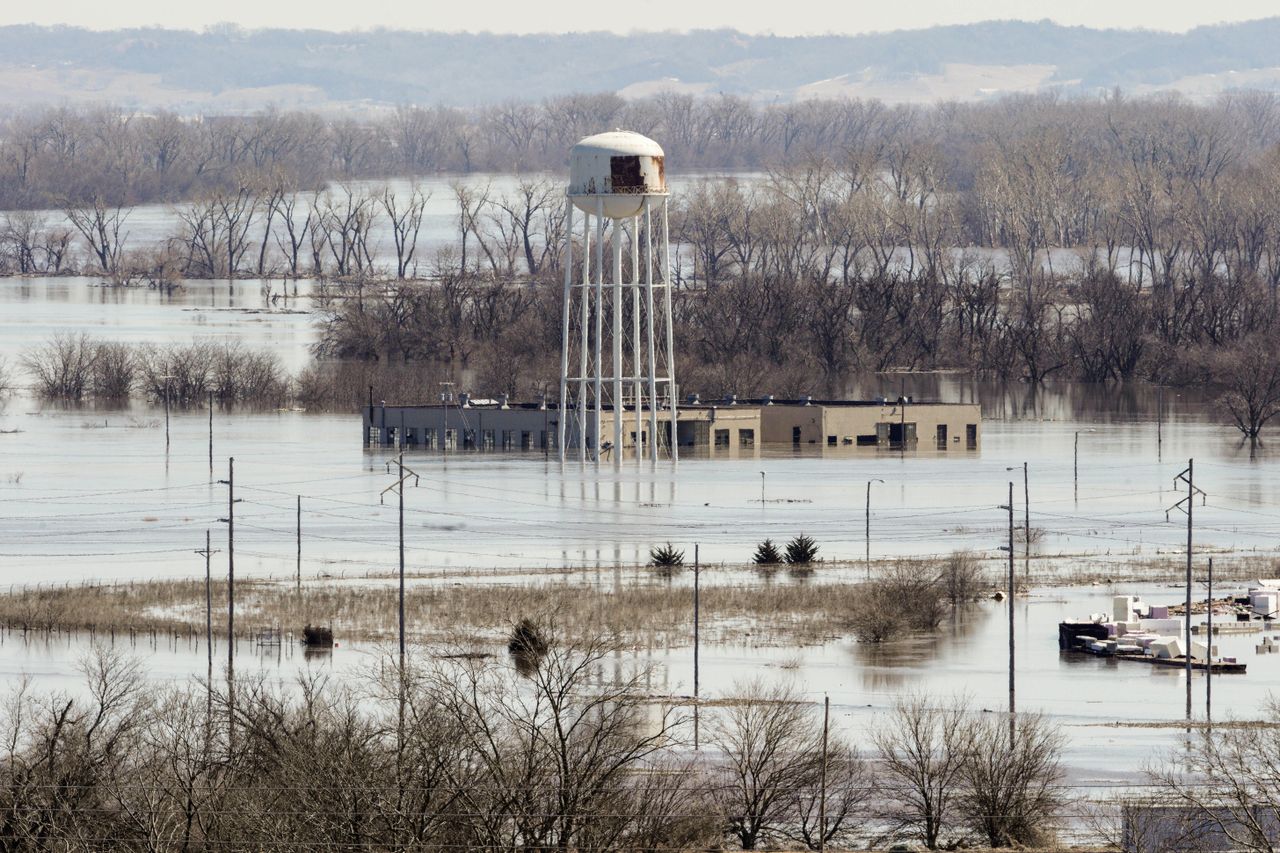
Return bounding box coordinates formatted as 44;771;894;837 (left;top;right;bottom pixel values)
2;19;1280;111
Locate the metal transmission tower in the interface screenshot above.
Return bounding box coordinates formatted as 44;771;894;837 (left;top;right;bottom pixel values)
557;131;677;465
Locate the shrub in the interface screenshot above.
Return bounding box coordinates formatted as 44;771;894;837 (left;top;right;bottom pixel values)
941;551;987;605
507;617;548;658
22;331;98;399
508;617;549;675
849;561;950;643
302;624;333;647
649;543;685;568
752;539;782;565
90;341;136;399
784;534;819;565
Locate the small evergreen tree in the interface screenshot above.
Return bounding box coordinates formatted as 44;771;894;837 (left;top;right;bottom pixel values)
785;534;819;565
753;539;782;565
649;542;685;568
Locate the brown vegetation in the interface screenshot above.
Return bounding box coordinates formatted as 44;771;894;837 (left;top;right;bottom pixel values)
0;566;981;647
18;333;289;405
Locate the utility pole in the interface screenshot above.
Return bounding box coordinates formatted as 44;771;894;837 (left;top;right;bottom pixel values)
207;391;213;477
759;471;765;508
1007;464;1030;580
865;479;883;576
1167;459;1206;724
195;531;219;720
819;694;830;853
1207;556;1214;727
1023;462;1029;579
163;377;170;454
694;543;700;750
999;481;1015;744
440;382;454;458
217;457;240;740
382;453;420;673
296;496;302;593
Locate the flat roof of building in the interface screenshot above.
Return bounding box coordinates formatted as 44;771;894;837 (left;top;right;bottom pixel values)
369;397;971;411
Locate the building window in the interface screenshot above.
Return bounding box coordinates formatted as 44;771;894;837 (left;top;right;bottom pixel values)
540;430;548;449
423;429;437;450
739;429;755;447
857;434;877;446
481;429;496;450
715;429;730;447
501;430;515;450
463;430;476;450
521;431;533;449
966;424;978;450
827;435;837;446
444;429;457;450
842;436;853;445
792;426;802;445
937;424;948;450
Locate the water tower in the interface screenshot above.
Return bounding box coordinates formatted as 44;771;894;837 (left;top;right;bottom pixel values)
557;131;677;464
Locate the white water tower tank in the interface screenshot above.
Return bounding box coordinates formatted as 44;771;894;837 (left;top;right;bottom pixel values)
568;130;667;219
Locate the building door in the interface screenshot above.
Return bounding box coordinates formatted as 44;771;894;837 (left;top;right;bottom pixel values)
936;424;948;449
792;426;802;446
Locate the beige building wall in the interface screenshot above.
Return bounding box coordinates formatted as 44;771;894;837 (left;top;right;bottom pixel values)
761;403;981;451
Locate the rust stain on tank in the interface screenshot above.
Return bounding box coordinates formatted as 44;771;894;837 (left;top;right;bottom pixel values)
655;155;665;189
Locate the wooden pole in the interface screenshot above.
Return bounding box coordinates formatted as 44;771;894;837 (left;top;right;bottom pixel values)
296;495;301;593
1185;458;1193;723
1207;556;1213;727
819;694;830;853
694;543;700;750
1008;480;1016;745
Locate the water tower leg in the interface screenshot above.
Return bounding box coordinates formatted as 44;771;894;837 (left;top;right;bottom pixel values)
645;199;659;464
578;209;590;462
662;197;678;462
557;199;574;462
612;221;624;467
593;199;604;465
632;214;642;464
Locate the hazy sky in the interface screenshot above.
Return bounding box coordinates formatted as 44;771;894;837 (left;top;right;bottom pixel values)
1;0;1276;35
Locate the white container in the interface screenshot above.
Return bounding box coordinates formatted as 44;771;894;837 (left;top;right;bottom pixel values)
1140;618;1183;634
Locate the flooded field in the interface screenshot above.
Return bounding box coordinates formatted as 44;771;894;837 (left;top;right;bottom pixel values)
3;273;1280;789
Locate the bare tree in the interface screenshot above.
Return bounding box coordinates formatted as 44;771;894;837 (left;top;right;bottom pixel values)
872;693;971;849
380;184;430;279
956;710;1066;847
65;197;129;275
21;331;99;399
1212;335;1280;445
710;680;866;850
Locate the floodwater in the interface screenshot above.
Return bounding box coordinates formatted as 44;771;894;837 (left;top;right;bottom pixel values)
3;273;1280;789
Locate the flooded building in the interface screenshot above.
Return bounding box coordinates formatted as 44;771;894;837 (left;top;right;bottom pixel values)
362;396;980;457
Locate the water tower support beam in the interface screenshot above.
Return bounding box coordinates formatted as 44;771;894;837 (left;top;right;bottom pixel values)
577;206;591;461
557;199;574;461
645;198;659;463
632;215;642;464
612;218;624;465
662;197;678;462
594;199;604;464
